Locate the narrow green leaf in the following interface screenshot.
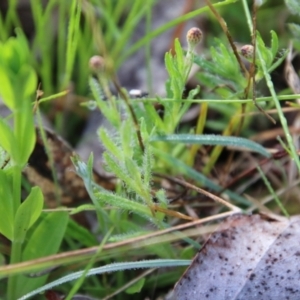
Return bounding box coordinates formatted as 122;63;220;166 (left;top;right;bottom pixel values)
268;49;289;73
285;0;300;15
69;204;96;215
66;217;97;247
19;259;191;300
257;166;289;217
287;23;300;39
151;134;271;157
174;38;184;73
187;86;201;100
124;157;143;188
152;147;251;206
142;144;152;190
270;30;278;59
94;189;152;219
104;152;139;193
126;278;145;294
142;101;165;131
99;128;123;160
64;0;81;86
72;155;112;231
164;52;174;79
256;32;273;68
89;77;120;127
121;119;134;158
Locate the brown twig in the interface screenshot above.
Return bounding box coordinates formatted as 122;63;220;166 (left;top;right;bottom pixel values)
204;0;248;76
0;211;239;277
159;175;241;212
250;2;275;124
218;148;289;194
112;77;145;153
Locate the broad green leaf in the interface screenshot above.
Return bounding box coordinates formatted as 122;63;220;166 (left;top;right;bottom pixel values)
15;105;36;165
0;118;14;158
21;66;38;98
13;187;44;243
26;188;44;229
0;169;14;240
151;134;271;158
0;67;14;110
17;211;69;297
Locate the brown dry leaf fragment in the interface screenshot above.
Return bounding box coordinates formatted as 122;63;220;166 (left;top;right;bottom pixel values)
174;213;300;300
24;128;114;208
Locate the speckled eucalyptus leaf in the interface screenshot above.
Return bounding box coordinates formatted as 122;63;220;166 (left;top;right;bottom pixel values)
174;214;300;300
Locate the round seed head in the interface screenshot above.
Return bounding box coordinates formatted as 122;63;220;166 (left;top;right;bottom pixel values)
240;45;254;59
89;55;105;72
186;27;203;48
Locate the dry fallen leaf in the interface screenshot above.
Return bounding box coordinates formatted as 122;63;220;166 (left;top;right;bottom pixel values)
174;213;300;300
25;127;115;208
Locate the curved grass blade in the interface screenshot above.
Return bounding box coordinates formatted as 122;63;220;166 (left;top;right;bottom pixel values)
151;134;271;158
18;259;190;300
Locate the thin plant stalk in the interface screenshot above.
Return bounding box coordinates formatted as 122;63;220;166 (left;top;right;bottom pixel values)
242;0;300;173
188;103;208;166
202;109;241;175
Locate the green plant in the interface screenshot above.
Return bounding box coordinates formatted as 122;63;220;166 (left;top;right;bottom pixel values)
0;31;69;299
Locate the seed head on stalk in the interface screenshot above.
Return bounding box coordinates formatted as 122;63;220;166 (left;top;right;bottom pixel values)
186;27;203;52
185;27;203;81
240;45;254;60
89;55;105;73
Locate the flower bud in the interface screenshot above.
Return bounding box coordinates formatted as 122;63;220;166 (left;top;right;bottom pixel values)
89;55;105;72
240;45;254;59
186;27;203;49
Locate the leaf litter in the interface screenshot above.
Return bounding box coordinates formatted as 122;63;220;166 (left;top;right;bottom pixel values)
174;213;300;300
